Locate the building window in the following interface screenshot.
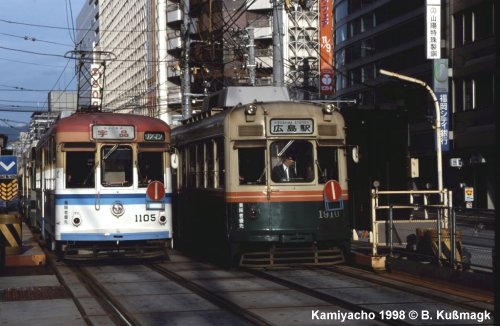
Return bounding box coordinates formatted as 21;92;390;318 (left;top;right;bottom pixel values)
474;1;494;40
475;74;495;110
463;79;473;111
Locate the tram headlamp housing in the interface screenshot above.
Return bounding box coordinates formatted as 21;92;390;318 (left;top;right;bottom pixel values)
245;104;257;122
322;104;336;121
72;213;82;227
247;207;258;220
159;215;167;225
322;104;334;114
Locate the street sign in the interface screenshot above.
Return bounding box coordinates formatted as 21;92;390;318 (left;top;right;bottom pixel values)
0;156;17;177
146;181;165;201
324;180;342;202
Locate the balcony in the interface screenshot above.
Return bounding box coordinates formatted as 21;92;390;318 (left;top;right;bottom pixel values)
167;36;182;51
167;87;182;105
251;18;272;39
247;0;272;10
167;4;182;25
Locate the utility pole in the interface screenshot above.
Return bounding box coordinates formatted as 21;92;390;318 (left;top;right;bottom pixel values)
272;0;284;87
246;27;256;86
379;69;443;194
182;0;192;119
158;0;171;124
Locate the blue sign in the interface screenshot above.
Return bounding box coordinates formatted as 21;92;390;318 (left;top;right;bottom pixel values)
0;156;17;176
433;59;449;152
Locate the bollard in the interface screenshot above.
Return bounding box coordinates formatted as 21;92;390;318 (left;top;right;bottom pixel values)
0;213;22;255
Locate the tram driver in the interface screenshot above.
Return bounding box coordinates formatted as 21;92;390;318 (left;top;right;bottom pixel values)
272;154;297;182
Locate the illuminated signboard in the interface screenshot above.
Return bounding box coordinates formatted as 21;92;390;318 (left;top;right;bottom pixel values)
144;132;165;141
319;0;334;95
92;125;135;140
270;119;314;134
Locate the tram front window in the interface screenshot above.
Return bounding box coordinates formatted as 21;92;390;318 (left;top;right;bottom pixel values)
316;147;340;183
66;152;95;188
238;147;265;185
101;145;133;187
138;152;164;187
270;140;313;183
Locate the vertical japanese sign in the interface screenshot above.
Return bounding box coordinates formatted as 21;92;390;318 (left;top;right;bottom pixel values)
319;0;333;95
426;0;441;59
90;63;104;109
433;59;449;151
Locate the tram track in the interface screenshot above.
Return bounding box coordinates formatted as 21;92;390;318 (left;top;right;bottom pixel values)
243;264;494;325
242;266;409;326
45;250;494;325
69;264;139;326
148;264;271;325
324;265;494;313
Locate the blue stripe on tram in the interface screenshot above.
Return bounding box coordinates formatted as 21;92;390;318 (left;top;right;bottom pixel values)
55;193;172;205
60;231;170;241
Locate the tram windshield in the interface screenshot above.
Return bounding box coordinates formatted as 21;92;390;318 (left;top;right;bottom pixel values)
66;152;95;188
316;146;340;184
270;140;314;183
138;152;164;187
101;145;133;187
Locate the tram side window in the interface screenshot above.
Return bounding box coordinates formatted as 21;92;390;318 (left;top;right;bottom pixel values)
138;152;164;187
101;145;133;187
316;147;339;184
238;147;265;185
66;152;95;188
215;138;224;188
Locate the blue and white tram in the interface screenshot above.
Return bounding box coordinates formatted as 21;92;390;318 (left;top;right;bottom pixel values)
33;112;173;258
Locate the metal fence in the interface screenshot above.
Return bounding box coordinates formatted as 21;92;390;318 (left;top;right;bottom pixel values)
370;187;493;272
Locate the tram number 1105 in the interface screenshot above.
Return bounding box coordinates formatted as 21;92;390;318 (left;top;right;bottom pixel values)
135;214;157;222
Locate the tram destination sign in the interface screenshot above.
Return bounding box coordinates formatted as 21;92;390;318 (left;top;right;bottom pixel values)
92;125;135;140
270;119;314;134
144;131;165;141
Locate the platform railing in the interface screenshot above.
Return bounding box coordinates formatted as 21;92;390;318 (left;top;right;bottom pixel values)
370;187;464;268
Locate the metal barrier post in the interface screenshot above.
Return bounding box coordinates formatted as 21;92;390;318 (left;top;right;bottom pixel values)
450;208;456;267
423;194;429;219
371;188;377;256
389;205;394;257
437;208;442;264
449;190;456;267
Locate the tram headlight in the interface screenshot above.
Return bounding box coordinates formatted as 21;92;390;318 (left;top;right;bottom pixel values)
245;104;257;122
322;104;336;114
159;215;167;225
72;213;82;227
247;207;258;220
245;104;257;115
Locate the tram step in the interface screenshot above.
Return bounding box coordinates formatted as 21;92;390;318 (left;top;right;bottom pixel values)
240;246;344;267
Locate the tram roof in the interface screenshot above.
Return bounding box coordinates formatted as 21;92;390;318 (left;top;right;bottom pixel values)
53;112;170;133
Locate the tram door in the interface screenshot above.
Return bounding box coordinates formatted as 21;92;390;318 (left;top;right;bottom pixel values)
268;140;316;232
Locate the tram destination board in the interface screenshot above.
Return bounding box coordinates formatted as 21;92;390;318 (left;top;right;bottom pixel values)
270;119;314;134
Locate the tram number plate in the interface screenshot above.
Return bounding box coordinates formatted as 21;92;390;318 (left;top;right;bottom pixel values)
318;210;340;219
135;214;156;222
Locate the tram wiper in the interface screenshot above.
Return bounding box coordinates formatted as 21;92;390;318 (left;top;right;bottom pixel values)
257;163;267;184
103;144;118;160
277;140;295;157
83;161;99;186
315;160;324;176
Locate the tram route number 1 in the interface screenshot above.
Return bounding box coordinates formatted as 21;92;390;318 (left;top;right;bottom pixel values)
135;214;157;222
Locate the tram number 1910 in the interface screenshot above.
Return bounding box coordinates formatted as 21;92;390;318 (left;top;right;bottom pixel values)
318;210;340;219
135;214;156;222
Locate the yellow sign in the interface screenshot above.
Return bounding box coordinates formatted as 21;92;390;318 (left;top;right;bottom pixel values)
464;187;474;202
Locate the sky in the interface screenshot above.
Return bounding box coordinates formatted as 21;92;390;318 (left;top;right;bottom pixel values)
0;0;86;127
